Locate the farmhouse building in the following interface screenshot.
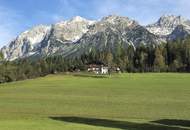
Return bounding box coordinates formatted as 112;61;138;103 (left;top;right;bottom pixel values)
87;64;109;74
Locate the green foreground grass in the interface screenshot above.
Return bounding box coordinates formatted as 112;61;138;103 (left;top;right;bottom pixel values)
0;73;190;130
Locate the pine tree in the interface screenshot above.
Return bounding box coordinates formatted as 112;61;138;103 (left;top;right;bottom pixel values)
154;46;166;72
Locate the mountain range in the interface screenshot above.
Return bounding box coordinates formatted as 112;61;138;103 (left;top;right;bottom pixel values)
1;15;190;61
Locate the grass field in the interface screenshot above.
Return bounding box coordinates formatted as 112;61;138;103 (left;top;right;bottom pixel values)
0;73;190;130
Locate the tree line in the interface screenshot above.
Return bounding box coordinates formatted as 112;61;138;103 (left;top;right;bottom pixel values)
0;36;190;83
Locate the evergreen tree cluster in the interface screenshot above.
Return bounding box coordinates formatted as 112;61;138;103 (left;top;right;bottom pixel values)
0;37;190;83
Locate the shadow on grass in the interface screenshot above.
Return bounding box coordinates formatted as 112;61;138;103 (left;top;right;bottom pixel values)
49;116;190;130
152;119;190;128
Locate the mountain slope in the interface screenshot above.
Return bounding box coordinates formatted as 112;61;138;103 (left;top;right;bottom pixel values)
1;25;51;61
146;15;190;36
70;15;161;57
168;24;190;41
1;15;190;61
39;16;95;56
1;16;95;60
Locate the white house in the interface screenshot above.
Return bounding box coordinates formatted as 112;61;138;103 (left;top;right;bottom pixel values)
101;67;109;74
87;64;109;74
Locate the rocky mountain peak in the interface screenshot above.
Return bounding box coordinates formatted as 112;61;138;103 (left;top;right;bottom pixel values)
70;16;88;22
1;15;190;61
17;25;51;45
146;15;190;36
51;16;95;43
1;25;51;61
157;15;184;27
57;16;96;26
102;15;137;26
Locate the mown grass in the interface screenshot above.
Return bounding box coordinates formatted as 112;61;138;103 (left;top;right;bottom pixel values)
0;73;189;130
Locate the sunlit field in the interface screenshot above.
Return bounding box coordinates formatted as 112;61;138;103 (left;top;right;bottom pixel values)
0;73;189;130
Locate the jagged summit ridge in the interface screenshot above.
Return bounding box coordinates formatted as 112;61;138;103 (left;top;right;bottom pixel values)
1;15;190;61
52;16;95;42
1;16;96;61
101;15;137;25
1;25;51;61
146;15;190;36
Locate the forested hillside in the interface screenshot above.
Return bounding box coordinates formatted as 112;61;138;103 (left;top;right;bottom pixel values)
0;37;190;83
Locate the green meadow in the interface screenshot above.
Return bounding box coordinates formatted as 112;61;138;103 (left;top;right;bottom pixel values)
0;73;190;130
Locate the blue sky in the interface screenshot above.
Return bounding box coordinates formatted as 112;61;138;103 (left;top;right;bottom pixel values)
0;0;190;47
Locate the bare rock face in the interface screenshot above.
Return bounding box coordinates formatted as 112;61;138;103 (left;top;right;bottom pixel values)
1;15;190;61
51;16;95;42
71;15;161;57
1;16;95;61
40;16;95;56
146;15;190;36
168;25;190;41
1;25;51;61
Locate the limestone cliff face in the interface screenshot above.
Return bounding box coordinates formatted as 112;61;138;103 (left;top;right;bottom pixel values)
1;15;190;61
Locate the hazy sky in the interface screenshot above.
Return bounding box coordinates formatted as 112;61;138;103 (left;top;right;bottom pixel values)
0;0;190;47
